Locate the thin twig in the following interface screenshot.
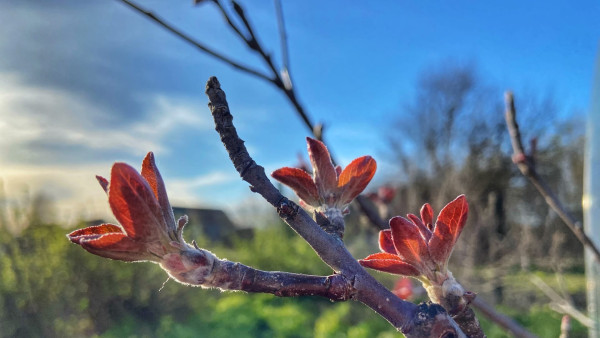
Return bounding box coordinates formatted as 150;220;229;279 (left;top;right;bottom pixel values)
356;195;390;230
205;76;466;337
504;91;600;263
471;298;538;338
273;0;292;90
225;0;316;134
118;0;273;83
529;275;594;328
213;0;248;42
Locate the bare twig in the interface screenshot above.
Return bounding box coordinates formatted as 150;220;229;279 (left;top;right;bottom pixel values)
504;91;600;263
273;0;292;90
356;195;390;230
471;298;538;338
205;77;466;337
529;275;594;328
221;0;316;135
118;0;272;83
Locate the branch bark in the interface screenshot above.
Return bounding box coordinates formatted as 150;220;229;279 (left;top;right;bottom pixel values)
504;91;600;263
205;76;465;337
177;249;356;300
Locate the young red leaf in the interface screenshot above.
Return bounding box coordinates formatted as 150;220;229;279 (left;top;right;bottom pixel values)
428;195;469;266
141;152;176;232
271;167;320;206
79;232;153;262
420;203;434;231
379;229;396;254
109;163;166;241
359;252;420;276
407;213;432;241
389;216;431;270
68;224;123;244
306;137;338;197
69;153;184;264
96;175;109;193
338;155;377;205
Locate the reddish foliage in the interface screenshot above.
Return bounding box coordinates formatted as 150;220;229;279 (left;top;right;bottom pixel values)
392;278;414;300
68;152;179;262
272;137;376;211
359;195;469;283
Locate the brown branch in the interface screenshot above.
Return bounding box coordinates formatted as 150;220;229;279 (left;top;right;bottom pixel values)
205;76;465;337
117;0;273;84
178;249;356;300
356;195;390;230
504;91;600;263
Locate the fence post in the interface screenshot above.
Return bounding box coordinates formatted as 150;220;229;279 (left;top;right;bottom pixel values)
584;47;600;338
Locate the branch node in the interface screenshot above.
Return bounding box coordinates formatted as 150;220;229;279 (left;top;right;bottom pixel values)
276;196;299;221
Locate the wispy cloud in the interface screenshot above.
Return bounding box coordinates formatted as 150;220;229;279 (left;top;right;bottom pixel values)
166;171;240;206
0;162;115;226
0;73;223;225
0;73;211;166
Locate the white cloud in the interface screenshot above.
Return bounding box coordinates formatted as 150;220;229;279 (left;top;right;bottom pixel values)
0;73;212;165
131;94;210;140
0;163;115;227
0;73;224;226
165;171;239;207
0;73;155;160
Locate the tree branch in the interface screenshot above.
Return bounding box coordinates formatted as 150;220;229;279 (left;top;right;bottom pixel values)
216;0;317;135
504;91;600;263
529;275;594;328
205;76;465;337
117;0;273;84
471;298;538;338
273;0;293;90
114;1;526;334
176;248;356;300
356;195;390;230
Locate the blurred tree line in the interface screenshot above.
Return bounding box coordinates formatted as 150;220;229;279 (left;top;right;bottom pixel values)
0;63;588;337
377;62;586;319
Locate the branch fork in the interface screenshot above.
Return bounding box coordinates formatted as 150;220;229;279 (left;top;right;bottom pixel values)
205;76;466;337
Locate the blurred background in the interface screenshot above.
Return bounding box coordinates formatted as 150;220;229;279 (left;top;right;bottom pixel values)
0;1;598;337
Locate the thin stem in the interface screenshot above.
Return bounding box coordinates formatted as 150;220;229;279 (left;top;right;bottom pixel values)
504;91;600;263
117;0;273;84
530;275;594;328
273;0;292;89
213;0;249;43
216;0;317;136
472;298;538;338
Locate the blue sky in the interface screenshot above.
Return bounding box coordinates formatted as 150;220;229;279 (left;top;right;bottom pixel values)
0;1;598;226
